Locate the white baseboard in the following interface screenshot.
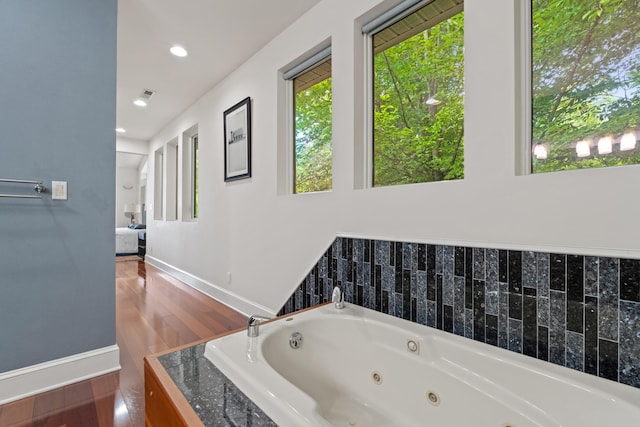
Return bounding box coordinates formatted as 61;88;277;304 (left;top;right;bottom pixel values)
0;345;120;405
145;256;275;317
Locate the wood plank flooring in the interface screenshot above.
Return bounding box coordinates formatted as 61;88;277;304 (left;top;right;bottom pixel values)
0;258;247;427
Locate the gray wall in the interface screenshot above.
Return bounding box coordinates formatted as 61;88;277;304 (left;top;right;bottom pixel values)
0;0;117;372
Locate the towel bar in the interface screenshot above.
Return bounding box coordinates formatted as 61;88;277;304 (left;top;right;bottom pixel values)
0;178;46;199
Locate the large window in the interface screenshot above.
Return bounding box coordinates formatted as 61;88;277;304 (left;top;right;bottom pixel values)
368;0;464;187
531;0;640;173
289;54;332;193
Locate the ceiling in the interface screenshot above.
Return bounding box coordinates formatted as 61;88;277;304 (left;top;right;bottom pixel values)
116;0;321;142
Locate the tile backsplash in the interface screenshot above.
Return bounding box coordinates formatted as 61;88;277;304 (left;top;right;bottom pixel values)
279;237;640;389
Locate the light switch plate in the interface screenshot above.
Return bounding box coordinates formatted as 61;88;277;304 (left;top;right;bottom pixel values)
52;181;67;200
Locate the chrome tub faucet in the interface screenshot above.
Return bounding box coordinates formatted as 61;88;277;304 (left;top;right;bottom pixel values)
332;286;345;310
247;315;271;337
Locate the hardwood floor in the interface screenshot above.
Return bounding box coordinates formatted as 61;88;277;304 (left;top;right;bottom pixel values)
0;258;247;427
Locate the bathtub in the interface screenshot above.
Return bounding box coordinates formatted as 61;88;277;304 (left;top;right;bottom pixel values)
204;303;640;426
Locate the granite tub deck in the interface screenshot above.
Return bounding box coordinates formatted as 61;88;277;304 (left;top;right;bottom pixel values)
144;338;277;427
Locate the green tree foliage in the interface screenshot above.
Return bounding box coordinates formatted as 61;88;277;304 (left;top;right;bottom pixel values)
293;1;639;186
295;77;332;193
373;13;465;186
532;0;640;172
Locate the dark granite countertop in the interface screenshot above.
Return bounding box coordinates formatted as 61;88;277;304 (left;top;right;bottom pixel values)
158;343;277;427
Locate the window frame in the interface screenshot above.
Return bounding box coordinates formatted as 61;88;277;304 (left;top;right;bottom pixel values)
516;0;533;176
282;45;333;195
363;0;465;188
153;147;163;220
180;125;199;222
192;133;199;219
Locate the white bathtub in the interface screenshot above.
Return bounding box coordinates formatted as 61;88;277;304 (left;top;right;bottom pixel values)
204;303;640;426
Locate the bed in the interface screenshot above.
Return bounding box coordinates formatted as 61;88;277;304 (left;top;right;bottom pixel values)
116;224;145;256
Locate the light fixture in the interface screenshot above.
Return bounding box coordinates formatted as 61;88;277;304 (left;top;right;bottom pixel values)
115;127;126;133
576;140;590;157
620;132;636;151
533;143;548;159
597;136;612;155
170;45;188;57
124;203;142;224
133;99;147;107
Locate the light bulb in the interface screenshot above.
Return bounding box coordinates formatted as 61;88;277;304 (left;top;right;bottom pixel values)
133;99;147;107
597;136;612;154
576;140;590;157
533;143;547;159
620;132;636;151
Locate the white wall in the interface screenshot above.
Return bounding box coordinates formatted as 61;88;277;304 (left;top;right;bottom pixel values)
116;136;149;155
145;0;640;315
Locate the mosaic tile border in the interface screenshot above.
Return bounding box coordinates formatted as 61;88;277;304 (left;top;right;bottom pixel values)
279;237;640;389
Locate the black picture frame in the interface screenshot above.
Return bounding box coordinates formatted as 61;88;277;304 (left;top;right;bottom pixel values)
223;97;252;181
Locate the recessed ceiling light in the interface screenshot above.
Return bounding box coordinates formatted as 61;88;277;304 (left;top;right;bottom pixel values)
133;99;147;107
170;45;188;57
115;128;126;133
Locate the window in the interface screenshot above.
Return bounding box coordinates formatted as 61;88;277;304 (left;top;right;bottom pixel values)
531;0;640;173
165;139;178;221
153;147;163;220
181;126;198;221
192;134;199;218
367;0;464;187
284;47;332;194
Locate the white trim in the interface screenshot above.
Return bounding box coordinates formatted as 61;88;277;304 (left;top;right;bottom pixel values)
282;45;331;80
336;232;640;260
352;23;371;190
364;31;374;189
514;0;532;175
145;256;275;317
181;124;199;222
285;78;296;194
362;0;432;35
0;345;120;405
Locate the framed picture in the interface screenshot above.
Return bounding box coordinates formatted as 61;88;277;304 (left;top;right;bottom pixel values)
223;97;251;181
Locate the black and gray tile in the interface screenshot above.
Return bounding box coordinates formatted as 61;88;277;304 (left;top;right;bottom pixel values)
279;237;640;389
